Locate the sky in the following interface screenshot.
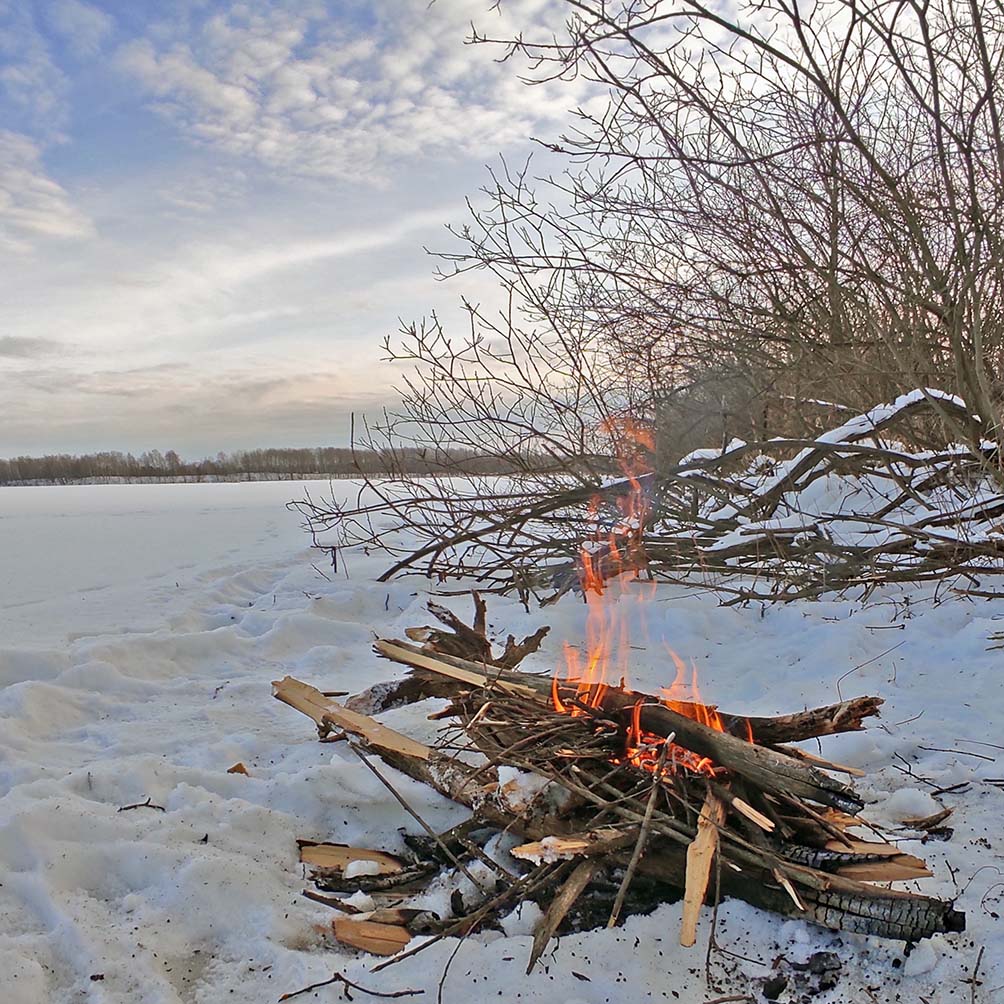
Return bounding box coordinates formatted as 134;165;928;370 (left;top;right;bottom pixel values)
0;0;581;457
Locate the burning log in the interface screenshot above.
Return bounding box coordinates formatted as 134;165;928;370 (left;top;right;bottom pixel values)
371;638;885;746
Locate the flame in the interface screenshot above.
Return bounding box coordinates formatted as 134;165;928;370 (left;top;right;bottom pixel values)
550;414;752;778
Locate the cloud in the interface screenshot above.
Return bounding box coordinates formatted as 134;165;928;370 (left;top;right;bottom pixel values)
45;0;115;58
0;335;63;358
0;360;396;455
115;0;585;183
0;1;69;135
0;130;94;249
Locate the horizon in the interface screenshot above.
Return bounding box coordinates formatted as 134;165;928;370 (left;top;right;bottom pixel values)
0;1;575;456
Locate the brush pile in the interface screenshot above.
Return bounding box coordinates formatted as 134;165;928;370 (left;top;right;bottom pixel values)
273;600;964;972
296;390;1004;604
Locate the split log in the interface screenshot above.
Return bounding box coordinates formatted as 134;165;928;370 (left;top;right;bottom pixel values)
272;676;484;809
511;828;635;863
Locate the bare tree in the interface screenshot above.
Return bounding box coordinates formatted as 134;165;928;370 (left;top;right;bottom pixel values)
299;0;1004;600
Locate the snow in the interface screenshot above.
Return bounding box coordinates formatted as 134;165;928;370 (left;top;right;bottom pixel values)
0;480;1000;1002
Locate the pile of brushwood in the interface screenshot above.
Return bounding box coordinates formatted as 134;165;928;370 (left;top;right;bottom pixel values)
296;390;1004;605
274;599;964;974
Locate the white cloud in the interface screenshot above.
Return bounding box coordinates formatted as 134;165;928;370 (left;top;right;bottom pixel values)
0;0;69;134
115;0;586;183
45;0;114;57
0;130;94;250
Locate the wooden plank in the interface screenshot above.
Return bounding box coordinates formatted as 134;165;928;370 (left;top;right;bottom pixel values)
680;791;726;947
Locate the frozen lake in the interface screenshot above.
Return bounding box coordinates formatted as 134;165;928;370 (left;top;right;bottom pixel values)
0;480;344;649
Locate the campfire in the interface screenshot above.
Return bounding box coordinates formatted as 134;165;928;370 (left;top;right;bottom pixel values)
273;456;963;975
273;590;964;972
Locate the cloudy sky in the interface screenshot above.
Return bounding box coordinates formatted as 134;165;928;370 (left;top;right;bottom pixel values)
0;0;577;457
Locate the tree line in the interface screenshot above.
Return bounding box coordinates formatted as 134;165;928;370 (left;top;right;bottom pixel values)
0;446;531;485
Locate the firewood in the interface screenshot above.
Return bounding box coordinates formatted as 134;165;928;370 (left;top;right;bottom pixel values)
373;643;867;812
272;676;431;761
511;828;635;862
680;791;726;947
901;807;953;830
406;596;550;670
372;639;883;745
272;676;484;808
275;659;965;948
744;697;884;744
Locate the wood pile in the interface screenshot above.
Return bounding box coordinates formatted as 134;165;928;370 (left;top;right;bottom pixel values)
273;602;964;971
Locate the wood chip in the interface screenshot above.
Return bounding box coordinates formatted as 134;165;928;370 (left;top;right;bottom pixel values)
332;918;412;956
680;790;726;947
226;762;249;775
297;841;404;875
511;828;634;862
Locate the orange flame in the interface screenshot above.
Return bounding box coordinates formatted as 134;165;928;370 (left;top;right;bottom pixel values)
551;414;752;777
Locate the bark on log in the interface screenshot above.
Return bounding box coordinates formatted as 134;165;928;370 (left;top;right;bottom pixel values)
639;845;964;942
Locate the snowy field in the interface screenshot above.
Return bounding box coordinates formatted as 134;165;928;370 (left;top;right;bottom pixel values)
0;481;1000;1003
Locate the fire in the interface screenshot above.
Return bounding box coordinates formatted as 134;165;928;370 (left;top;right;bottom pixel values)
550;415;752;777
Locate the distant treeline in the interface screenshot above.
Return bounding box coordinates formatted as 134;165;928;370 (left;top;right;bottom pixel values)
0;447;529;486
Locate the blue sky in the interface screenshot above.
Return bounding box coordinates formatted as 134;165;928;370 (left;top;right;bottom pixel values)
0;0;578;456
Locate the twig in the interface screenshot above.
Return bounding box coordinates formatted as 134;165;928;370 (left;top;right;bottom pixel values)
301;889;361;914
607;741;669;927
437;934;467;1004
918;745;995;762
969;946;985;1004
371;863;558;974
117;797;165;812
349;744;492;896
279;971;423;1001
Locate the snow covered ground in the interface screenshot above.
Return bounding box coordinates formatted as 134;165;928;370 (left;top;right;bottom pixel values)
0;481;1000;1003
